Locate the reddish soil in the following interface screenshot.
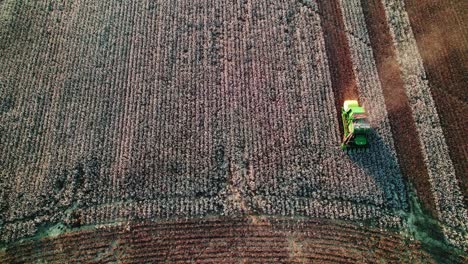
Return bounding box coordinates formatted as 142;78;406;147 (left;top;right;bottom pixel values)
360;1;437;216
404;0;468;204
317;0;360;137
1;217;439;263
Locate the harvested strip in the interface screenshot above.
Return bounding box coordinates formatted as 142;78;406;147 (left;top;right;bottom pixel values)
379;0;467;249
359;0;434;218
404;0;468;204
337;0;407;211
316;0;359;136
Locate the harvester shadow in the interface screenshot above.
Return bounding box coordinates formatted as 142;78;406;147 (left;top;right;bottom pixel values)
345;128;407;213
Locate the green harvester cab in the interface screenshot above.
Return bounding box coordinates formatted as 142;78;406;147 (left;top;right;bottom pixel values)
341;100;371;150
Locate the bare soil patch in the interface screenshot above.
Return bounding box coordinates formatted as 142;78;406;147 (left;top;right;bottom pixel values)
1;217;441;263
317;0;359;136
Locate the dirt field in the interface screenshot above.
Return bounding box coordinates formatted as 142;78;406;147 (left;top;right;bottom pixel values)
0;0;466;262
2;217;448;263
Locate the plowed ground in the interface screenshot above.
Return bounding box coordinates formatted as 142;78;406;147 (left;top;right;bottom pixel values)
1;217;444;264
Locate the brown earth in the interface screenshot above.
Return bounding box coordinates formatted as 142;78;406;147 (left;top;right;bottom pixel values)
404;0;468;205
360;0;437;217
0;217;441;263
317;0;360;137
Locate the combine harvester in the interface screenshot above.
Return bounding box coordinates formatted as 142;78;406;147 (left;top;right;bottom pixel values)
341;100;371;150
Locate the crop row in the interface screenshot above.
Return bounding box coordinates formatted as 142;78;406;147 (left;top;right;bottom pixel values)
1;194;404;244
0;0;418;244
404;0;467;204
337;0;409;215
381;0;467;249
